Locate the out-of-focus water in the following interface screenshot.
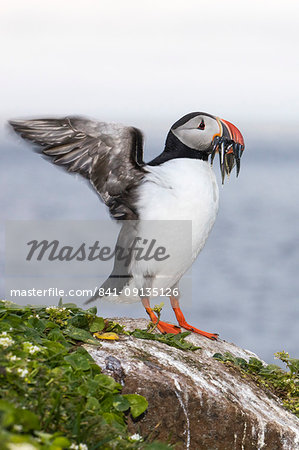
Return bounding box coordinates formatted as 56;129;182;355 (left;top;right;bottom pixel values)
1;132;298;364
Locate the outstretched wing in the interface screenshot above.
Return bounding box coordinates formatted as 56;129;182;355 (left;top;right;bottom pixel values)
9;116;146;220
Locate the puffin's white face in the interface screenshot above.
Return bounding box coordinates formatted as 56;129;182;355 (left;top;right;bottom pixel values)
172;114;220;151
169;111;245;184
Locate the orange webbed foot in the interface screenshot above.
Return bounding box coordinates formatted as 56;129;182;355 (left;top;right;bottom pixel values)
156;320;181;335
179;322;218;340
173;307;219;340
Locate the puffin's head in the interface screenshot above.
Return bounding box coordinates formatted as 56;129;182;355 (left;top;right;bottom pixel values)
170;112;245;183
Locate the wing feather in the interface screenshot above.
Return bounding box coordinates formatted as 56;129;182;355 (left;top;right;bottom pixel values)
9;116;146;219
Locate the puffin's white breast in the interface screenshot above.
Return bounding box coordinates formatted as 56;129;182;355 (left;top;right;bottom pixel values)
137;158;219;260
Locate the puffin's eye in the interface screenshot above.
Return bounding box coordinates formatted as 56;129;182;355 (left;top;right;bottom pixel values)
198;119;205;130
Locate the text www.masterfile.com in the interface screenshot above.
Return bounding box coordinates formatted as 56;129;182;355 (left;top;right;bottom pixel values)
9;288;98;298
9;286;180;298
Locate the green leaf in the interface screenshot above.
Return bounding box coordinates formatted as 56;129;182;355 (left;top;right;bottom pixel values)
131;329;200;351
86;396;100;410
0;400;15;428
102;411;126;427
47;327;65;342
68;313;89;329
223;352;236;363
27;317;47;333
113;395;130;412
89;317;105;332
35;430;56;444
44;320;60;330
63;325;99;344
248;357;263;369
105;321;126;334
123;394;148;418
14;408;40;432
288;358;299;374
259;364;282;376
42;340;68;356
87;306;97;315
235;357;248;369
4;314;27;331
52;436;71;447
64;350;91;371
94;374;121;393
58;302;79;309
213;353;224;361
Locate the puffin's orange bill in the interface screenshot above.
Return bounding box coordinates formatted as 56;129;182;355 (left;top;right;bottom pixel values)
219;118;244;153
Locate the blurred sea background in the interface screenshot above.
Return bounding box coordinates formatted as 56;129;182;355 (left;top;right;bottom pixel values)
1;0;298;364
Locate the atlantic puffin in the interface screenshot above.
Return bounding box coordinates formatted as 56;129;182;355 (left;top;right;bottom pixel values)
9;112;245;339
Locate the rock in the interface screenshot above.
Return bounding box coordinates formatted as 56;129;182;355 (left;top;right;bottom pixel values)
85;318;299;450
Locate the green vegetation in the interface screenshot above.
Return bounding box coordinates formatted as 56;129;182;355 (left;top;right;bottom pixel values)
0;300;172;450
213;351;299;417
131;329;200;352
2;298;296;449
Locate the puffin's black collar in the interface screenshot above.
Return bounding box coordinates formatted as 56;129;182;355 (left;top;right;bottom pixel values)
148;131;208;166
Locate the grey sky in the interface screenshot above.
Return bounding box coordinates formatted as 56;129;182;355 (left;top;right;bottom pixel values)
1;0;299;136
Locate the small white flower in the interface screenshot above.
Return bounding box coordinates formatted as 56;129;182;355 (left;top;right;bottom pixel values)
70;444;88;450
130;433;143;442
35;314;40;319
13;424;23;432
29;345;41;354
1;331;8;336
23;342;41;354
9;354;21;361
0;335;14;348
46;306;66;313
1;300;13;306
46;306;54;311
17;368;29;378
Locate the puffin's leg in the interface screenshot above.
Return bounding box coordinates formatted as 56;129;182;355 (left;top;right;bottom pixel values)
169;296;219;340
141;298;181;334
